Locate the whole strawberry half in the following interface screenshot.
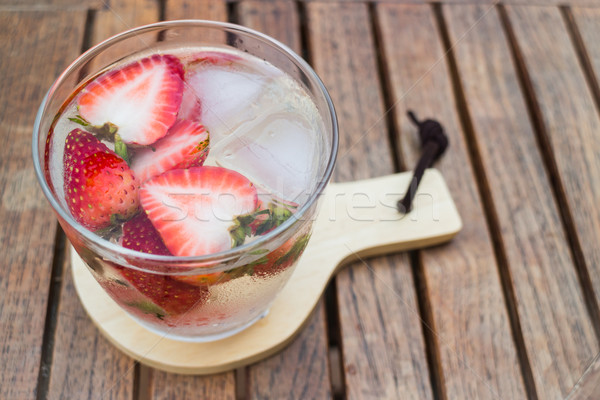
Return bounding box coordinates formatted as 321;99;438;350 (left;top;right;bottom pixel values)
77;54;184;146
117;266;209;316
63;128;139;230
131;119;209;183
139;166;258;257
121;212;171;255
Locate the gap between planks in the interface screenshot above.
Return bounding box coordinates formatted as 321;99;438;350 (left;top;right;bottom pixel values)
35;226;67;400
433;3;538;399
369;3;446;399
497;4;600;343
296;1;347;398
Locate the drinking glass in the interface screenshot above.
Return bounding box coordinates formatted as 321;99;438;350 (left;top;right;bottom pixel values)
32;20;338;342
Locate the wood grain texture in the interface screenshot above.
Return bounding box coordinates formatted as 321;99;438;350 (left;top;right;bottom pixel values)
377;4;528;398
572;7;600;83
567;353;600;400
0;0;102;9
506;3;600;338
48;249;135;400
445;4;599;398
237;3;332;398
299;0;600;6
0;10;85;400
247;302;332;399
91;0;159;48
306;3;434;399
148;370;235;400
165;0;227;21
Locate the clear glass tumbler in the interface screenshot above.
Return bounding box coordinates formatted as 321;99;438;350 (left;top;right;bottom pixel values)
32;20;338;342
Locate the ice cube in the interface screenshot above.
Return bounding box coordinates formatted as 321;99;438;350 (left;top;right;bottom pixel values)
186;66;267;144
214;112;318;203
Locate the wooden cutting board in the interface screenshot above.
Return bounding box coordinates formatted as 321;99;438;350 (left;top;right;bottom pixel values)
72;168;462;374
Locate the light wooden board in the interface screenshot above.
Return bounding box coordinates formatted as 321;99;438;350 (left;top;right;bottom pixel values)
377;4;528;398
236;2;334;398
72;170;461;374
445;4;599;398
306;3;437;398
0;9;85;400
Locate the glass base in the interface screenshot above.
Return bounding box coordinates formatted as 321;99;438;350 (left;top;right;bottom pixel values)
129;309;270;343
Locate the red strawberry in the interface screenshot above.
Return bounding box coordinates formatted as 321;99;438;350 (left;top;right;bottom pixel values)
117;267;209;316
131;119;209;183
78;54;184;146
63;128;139;230
139;166;258;257
121;212;171;255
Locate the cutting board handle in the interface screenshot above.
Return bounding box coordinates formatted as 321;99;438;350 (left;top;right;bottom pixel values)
71;168;462;374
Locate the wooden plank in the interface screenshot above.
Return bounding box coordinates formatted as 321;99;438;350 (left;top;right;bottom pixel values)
48;249;135;400
236;3;332;398
47;2;158;399
238;0;301;53
246;302;332;399
376;4;528;398
148;370;235;400
506;3;600;340
572;6;600;86
0;0;102;9
307;3;434;399
299;0;600;6
567;353;600;400
0;9;85;400
91;0;159;46
165;0;227;21
445;4;599;398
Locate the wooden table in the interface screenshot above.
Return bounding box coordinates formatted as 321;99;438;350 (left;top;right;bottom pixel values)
2;0;600;398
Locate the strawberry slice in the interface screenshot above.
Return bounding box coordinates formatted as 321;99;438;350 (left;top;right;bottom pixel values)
121;212;171;255
140;166;258;257
78;54;184;146
118;267;209;316
131;119;209;183
63;128;139;230
177;85;202;122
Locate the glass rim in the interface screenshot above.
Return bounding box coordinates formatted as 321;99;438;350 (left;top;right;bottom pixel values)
32;19;338;265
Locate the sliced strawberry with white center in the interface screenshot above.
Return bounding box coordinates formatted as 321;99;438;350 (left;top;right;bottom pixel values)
78;54;184;146
131;119;209;183
177;85;202;122
140;167;258;257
